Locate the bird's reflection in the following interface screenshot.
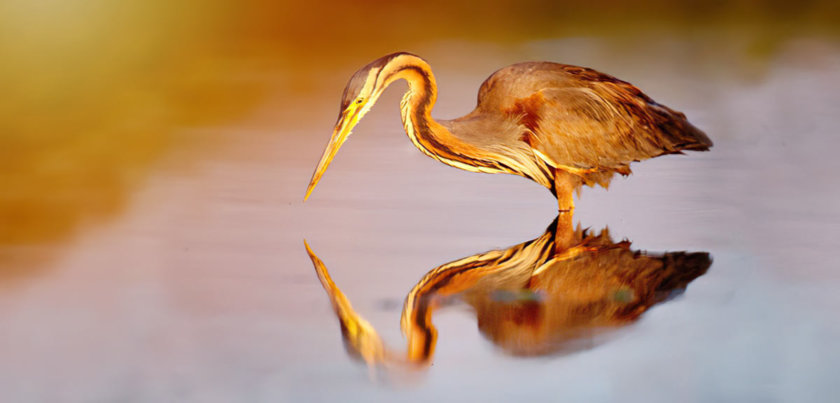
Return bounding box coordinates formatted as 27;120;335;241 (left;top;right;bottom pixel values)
304;214;710;372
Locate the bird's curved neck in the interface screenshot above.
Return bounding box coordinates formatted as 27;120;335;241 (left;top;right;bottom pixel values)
386;60;444;156
381;57;500;173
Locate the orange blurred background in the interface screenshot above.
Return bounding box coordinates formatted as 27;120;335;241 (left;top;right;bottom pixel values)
0;0;837;260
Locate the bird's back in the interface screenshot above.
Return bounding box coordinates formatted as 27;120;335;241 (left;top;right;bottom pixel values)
476;62;593;108
465;62;711;184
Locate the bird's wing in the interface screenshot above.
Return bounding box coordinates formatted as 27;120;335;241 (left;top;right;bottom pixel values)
509;81;709;171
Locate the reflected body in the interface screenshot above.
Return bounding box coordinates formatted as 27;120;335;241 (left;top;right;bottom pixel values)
305;52;712;210
304;216;711;370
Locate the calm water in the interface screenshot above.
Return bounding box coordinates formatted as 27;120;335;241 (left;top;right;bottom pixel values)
2;37;840;402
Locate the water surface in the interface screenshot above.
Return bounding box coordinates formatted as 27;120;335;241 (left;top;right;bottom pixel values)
2;34;840;402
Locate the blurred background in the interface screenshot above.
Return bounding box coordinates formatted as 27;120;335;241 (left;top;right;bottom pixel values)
2;0;838;252
1;1;839;401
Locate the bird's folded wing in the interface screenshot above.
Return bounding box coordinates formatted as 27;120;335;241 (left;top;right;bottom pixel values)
524;85;694;171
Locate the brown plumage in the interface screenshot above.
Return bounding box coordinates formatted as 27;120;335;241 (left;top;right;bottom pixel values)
305;52;712;210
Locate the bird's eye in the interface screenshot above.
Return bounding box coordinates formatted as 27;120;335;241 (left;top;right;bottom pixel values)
356;99;364;104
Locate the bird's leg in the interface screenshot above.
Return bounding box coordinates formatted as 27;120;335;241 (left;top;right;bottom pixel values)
552;172;578;255
553;211;576;255
553;171;576;213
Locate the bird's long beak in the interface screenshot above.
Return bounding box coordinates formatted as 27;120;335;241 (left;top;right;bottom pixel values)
304;105;363;201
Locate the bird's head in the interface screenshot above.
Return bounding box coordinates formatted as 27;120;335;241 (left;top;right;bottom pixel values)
304;52;422;201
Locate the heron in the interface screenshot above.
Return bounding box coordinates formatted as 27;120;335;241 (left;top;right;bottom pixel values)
305;52;712;210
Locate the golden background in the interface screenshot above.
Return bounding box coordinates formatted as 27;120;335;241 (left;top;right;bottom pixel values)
1;0;837;251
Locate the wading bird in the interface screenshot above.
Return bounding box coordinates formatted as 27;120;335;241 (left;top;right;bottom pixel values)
305;52;712;210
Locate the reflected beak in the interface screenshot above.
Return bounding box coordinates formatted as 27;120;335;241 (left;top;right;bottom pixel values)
304;105;363;201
